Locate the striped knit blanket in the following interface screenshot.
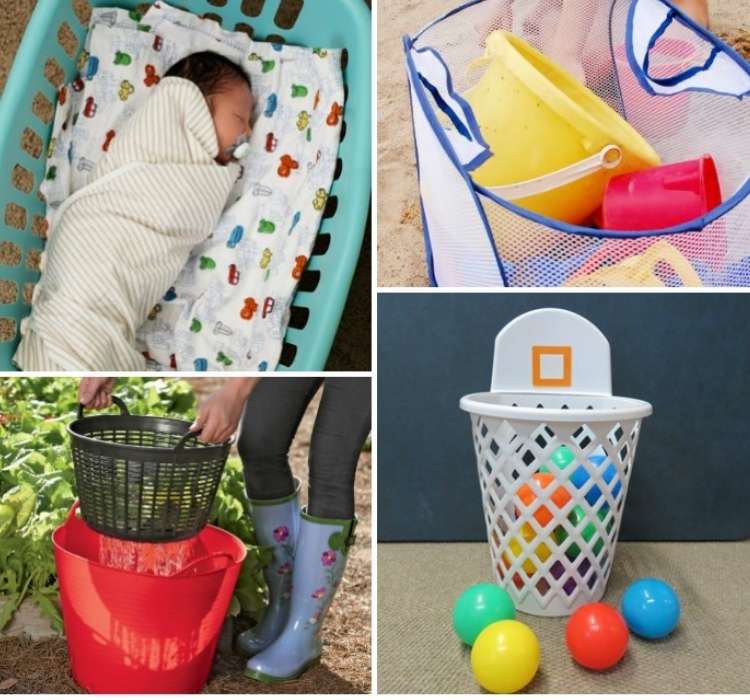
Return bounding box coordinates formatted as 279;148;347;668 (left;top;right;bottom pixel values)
13;78;237;370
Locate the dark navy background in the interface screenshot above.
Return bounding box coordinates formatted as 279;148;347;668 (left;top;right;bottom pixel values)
377;293;750;542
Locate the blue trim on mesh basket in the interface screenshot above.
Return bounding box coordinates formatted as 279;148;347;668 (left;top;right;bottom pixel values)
626;0;750;99
413;46;491;171
413;0;489;44
474;176;750;240
404;34;508;287
403;37;438;287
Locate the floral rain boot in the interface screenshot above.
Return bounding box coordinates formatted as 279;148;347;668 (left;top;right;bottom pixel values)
236;484;301;656
244;509;357;683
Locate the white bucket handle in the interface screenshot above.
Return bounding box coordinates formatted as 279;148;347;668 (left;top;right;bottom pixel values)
626;0;750;98
491;309;612;396
483;145;622;201
407;44;492;170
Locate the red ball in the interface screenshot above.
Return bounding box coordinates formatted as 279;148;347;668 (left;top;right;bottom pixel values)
566;603;629;670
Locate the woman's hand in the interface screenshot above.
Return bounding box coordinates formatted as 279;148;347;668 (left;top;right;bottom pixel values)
191;378;259;444
78;378;116;409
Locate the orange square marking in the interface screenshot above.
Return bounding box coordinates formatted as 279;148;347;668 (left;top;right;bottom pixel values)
532;346;572;388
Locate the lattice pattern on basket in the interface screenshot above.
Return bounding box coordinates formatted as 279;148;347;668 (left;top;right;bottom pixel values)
468;395;644;615
71;422;227;542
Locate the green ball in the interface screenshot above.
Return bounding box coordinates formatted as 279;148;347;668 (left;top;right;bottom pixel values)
553;505;610;559
539;445;574;475
452;583;515;646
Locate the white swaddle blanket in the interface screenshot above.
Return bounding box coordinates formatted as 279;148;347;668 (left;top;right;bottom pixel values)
21;2;344;371
14;78;238;370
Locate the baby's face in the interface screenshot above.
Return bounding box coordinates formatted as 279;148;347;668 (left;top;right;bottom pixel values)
208;82;254;165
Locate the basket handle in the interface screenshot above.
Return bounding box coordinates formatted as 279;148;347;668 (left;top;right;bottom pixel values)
626;0;750;98
174;430;202;450
483;145;623;201
169;552;235;577
77;395;129;420
65;499;81;524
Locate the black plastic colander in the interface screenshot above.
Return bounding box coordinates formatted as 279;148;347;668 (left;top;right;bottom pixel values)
68;396;231;542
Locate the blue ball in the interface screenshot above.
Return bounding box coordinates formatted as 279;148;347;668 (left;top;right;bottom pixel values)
621;578;680;639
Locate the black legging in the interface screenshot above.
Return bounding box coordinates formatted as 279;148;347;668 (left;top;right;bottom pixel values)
237;378;371;520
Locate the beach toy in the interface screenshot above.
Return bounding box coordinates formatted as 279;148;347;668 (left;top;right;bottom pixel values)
464;31;660;225
516;473;572;527
621;578;680;639
471;620;540;694
452;583;515;645
566;602;629;670
597;156;722;232
566;241;703;287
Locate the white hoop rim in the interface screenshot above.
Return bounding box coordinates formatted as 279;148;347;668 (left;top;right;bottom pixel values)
460;391;653;422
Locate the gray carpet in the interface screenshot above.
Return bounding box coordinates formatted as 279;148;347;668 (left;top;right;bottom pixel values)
378;541;750;694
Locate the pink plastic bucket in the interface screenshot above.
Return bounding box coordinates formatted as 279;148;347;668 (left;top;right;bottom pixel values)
597;155;722;231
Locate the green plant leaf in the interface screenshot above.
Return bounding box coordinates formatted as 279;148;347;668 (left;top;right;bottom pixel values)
0;505;15;537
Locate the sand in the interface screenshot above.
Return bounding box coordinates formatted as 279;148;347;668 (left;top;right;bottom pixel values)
377;0;750;287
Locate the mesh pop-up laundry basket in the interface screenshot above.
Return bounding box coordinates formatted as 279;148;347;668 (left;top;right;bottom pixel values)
460;309;652;616
0;0;371;370
404;0;750;287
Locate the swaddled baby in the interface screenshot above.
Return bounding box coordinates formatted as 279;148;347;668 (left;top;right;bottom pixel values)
14;52;254;371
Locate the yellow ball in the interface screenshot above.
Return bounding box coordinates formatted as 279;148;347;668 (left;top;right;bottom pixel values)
505;523;551;575
471;620;540;694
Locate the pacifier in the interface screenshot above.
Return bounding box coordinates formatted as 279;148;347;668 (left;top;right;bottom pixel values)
225;134;251;161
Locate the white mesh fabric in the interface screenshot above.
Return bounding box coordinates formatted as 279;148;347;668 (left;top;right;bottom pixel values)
629;0;750;96
407;63;505;286
468;393;645;616
410;48;490;168
408;0;750;287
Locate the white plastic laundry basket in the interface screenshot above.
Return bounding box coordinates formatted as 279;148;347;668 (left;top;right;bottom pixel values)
405;0;750;287
459;309;652;616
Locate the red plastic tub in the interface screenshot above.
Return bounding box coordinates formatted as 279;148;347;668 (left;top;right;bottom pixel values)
52;502;246;693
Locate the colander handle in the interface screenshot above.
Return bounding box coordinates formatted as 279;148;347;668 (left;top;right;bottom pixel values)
76;395;129;420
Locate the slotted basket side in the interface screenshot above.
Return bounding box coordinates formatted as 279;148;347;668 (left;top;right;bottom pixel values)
0;0;371;370
69;413;229;542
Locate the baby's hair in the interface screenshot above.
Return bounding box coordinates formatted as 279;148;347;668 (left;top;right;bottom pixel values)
165;51;252;98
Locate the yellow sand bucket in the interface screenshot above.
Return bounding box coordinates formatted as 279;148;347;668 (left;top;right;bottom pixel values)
465;31;661;225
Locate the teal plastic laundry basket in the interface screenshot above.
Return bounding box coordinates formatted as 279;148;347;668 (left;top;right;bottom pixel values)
0;0;371;371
